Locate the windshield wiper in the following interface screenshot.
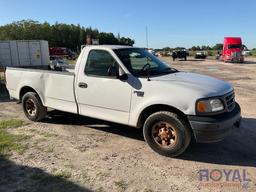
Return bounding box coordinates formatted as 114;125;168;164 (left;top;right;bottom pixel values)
162;67;179;73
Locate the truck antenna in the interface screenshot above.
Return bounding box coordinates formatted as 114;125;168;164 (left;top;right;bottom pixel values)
146;26;149;49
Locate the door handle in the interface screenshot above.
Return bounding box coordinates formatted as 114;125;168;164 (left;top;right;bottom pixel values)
78;82;88;88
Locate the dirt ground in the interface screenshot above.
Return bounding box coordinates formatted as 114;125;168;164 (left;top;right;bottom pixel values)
0;57;256;192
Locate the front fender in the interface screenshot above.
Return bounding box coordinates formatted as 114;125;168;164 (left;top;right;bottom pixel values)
128;98;196;127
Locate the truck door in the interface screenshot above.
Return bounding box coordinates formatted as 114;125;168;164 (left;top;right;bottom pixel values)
75;49;132;124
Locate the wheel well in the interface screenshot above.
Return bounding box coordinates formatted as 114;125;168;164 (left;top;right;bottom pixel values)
19;86;38;101
137;104;191;129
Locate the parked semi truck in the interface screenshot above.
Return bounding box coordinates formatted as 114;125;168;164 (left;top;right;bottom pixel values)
6;45;241;157
221;37;244;63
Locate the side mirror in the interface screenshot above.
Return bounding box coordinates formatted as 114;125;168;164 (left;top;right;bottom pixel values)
108;66;128;81
118;68;128;81
108;65;128;81
118;73;128;81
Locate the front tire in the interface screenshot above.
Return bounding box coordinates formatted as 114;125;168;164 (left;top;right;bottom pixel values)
143;111;191;157
22;92;47;121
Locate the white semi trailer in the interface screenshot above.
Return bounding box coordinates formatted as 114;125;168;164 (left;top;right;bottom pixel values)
0;40;49;68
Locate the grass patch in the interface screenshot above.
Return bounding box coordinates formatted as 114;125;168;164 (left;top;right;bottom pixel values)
29;129;58;138
29;171;74;190
41;132;58;138
44;146;54;153
95;187;105;192
0;119;26;129
0;131;21;154
114;180;128;192
0;119;29;155
54;170;72;179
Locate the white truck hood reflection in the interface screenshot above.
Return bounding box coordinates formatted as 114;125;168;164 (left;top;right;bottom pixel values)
151;72;233;97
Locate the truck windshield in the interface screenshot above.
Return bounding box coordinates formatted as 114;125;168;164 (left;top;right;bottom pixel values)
228;44;242;49
114;48;177;77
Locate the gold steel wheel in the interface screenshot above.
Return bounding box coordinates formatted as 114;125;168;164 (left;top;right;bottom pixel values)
152;121;177;148
25;98;37;116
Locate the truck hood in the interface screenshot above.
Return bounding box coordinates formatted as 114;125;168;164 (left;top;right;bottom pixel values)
151;72;233;97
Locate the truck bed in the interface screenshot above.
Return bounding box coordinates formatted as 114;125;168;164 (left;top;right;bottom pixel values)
6;67;78;114
7;66;74;74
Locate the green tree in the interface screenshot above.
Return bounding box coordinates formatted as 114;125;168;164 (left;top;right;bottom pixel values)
119;37;135;46
212;43;223;50
0;20;135;51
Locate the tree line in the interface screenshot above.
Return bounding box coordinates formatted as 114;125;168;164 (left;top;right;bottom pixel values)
0;20;135;51
158;43;252;52
157;44;224;52
189;44;224;51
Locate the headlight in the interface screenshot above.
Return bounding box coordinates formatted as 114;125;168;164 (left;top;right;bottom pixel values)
197;98;224;113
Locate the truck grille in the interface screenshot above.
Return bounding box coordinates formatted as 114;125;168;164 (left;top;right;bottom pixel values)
225;91;235;111
232;52;241;60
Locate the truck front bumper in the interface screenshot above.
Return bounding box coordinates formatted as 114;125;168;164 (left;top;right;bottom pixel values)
224;57;244;63
188;103;241;143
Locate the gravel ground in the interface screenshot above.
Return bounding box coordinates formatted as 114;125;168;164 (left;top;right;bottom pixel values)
0;57;256;192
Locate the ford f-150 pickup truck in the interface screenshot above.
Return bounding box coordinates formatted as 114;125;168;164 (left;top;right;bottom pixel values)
6;45;241;157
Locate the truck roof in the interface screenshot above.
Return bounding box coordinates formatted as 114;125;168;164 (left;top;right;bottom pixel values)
85;45;134;50
224;37;242;44
224;37;241;40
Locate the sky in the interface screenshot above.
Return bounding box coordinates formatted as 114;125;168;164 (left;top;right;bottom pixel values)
0;0;255;48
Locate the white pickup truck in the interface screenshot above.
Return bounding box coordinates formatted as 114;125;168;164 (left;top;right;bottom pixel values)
6;45;241;157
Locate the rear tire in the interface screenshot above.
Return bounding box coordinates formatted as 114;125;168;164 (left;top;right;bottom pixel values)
143;111;191;157
22;92;47;121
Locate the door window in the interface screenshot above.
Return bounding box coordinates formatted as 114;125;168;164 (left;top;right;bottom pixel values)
84;50;118;77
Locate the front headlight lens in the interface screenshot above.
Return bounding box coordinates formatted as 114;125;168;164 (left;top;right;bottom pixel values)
197;99;224;113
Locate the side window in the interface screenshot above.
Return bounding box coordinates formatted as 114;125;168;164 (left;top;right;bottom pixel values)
85;50;117;77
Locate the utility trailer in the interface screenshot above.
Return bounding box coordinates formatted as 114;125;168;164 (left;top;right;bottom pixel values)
0;40;49;69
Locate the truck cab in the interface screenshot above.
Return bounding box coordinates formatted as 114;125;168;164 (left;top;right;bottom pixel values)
222;37;244;63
